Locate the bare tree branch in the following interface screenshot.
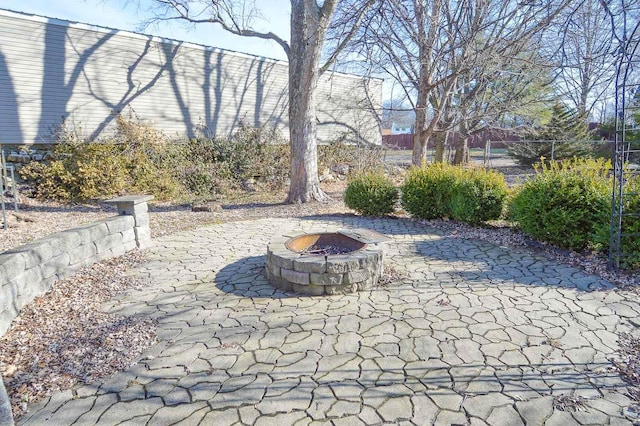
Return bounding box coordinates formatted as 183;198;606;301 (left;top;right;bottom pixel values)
146;0;291;56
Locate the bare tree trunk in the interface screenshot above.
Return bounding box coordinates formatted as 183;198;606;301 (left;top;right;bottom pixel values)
286;1;333;203
412;95;428;166
434;132;445;163
146;0;377;204
411;0;442;167
453;136;469;165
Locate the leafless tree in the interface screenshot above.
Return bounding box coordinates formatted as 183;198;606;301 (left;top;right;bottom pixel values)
380;97;415;129
340;0;568;165
447;44;556;164
548;0;616;120
143;0;374;202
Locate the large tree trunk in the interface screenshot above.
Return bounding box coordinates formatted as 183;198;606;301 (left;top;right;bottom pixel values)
412;99;428;166
453;136;469;165
286;1;333;203
411;0;442;166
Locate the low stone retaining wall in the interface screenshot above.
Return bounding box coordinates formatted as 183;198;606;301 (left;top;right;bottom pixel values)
0;195;152;338
0;378;11;426
0;195;152;425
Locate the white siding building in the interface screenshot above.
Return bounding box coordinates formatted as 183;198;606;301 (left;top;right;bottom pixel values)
0;9;382;145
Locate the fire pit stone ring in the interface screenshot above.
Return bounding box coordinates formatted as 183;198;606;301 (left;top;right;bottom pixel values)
265;229;390;296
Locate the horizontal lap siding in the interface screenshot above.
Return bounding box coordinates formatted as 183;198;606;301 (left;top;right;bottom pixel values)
0;10;381;145
317;75;382;144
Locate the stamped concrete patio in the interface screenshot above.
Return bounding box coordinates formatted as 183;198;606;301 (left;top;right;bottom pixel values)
18;216;640;425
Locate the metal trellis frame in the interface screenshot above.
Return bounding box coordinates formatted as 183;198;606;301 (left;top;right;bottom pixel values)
609;16;640;270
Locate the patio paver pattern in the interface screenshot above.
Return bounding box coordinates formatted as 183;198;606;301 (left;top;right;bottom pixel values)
17;216;640;425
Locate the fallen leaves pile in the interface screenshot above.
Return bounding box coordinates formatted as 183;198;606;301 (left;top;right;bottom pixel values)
377;264;405;287
0;251;157;419
0;196;112;253
553;394;587;412
614;333;640;405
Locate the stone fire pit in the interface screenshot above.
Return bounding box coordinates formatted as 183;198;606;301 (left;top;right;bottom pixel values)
265;229;390;295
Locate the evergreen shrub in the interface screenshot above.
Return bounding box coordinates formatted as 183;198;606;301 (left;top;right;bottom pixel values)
401;163;507;223
400;163;459;220
509;158;611;251
621;176;640;268
595;173;640;269
344;171;398;216
449;168;509;225
508;103;597;166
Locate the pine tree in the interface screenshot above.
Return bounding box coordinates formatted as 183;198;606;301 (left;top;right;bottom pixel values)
509;103;595;166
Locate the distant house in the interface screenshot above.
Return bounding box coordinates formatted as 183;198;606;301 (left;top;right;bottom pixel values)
391;123;413;135
0;9;382;145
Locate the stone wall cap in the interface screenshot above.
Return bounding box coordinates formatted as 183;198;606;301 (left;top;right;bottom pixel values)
105;195;154;205
337;228;391;244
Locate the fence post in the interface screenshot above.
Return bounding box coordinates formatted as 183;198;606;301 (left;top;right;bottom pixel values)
484;140;491;166
9;166;17;212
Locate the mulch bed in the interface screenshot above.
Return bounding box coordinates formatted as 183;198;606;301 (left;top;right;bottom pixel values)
0;251;157;419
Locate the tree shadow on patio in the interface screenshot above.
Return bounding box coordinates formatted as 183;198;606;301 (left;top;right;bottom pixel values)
214;255;299;299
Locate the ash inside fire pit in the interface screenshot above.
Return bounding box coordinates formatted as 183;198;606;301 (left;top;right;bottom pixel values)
300;244;356;255
286;233;365;254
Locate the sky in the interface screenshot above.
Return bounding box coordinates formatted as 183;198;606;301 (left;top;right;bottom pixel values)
0;0;291;61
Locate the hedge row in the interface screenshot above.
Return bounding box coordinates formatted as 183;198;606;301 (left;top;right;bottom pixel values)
345;159;639;269
345;164;508;226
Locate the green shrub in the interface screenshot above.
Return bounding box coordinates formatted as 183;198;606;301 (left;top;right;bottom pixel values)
113;114;185;200
184;124;290;194
19;117;386;204
20;115;183;202
509;158;611;251
595;173;640;269
344;172;398;216
19;117;292;202
400;163;508;224
186;137;220;164
20;142;130;201
450;168;509;225
400;163;460;219
621;176;640;268
182;162;235;197
19;161;75;201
